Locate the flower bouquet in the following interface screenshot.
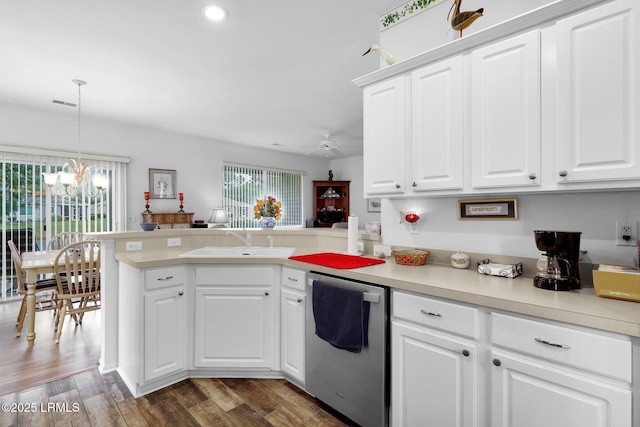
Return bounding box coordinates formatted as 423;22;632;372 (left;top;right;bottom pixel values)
254;196;282;221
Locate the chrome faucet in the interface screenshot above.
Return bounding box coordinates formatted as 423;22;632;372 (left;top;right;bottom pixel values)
226;230;252;247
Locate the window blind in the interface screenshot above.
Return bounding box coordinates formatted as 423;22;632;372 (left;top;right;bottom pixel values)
223;163;304;228
0;145;128;300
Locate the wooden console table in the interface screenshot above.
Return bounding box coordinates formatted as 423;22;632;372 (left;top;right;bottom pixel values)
142;212;194;229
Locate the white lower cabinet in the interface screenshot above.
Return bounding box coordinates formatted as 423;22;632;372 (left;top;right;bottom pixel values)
117;264;187;397
280;267;306;383
392;321;477;427
490;313;632;427
391;291;479;427
143;283;187;382
391;291;634;427
193;265;278;369
490;351;631;427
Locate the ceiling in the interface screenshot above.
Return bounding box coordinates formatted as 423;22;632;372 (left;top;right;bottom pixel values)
0;0;402;158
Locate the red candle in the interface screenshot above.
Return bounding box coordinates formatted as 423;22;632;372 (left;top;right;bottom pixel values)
179;192;184;201
144;191;150;201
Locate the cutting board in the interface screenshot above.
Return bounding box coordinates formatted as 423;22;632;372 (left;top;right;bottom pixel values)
288;252;385;269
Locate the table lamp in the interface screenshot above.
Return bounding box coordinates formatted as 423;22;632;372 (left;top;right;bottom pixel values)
208;208;229;228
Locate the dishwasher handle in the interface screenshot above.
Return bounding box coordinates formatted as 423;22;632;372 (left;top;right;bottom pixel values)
307;279;381;304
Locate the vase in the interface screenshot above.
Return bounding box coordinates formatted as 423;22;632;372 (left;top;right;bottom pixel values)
258;216;276;229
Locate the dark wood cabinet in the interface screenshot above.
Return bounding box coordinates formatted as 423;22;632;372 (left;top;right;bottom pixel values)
313;181;349;227
142;212;194;229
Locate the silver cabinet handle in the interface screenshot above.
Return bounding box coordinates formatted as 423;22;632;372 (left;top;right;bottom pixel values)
535;337;570;349
420;309;441;317
287;277;298;282
395;184;401;189
264;291;270;296
528;173;537;180
493;358;501;367
412;182;417;187
178;291;184;296
559;170;568;177
157;276;174;281
297;298;303;303
461;349;470;357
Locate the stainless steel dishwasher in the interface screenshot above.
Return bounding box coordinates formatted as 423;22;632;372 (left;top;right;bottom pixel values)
305;272;389;427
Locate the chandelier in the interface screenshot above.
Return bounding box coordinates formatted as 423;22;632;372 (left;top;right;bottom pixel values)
42;79;108;197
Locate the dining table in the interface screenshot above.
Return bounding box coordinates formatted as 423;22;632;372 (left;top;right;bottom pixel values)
20;251;60;344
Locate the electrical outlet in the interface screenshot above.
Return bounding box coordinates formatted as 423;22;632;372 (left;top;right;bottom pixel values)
616;221;638;246
167;237;181;247
125;241;143;251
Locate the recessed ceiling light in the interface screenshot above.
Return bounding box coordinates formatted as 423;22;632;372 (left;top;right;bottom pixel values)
203;5;228;22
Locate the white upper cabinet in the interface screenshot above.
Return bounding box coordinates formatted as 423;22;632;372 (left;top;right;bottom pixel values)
356;0;640;197
555;0;640;185
470;30;541;189
363;76;407;195
411;56;464;192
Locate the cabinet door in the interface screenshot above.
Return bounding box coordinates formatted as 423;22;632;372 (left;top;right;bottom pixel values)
194;287;274;368
556;0;640;184
411;56;464;191
281;288;305;382
363;75;407;195
490;350;632;427
392;321;477;427
470;30;541;189
144;286;186;382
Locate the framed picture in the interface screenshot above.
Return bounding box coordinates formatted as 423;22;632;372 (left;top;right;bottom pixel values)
458;198;519;220
149;168;176;199
367;198;381;213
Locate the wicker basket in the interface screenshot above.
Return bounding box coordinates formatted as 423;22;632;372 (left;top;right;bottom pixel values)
392;249;430;266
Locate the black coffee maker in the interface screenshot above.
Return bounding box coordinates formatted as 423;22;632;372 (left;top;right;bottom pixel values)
533;230;581;291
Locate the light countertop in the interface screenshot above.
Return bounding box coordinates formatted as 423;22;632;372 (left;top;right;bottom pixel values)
115;247;640;338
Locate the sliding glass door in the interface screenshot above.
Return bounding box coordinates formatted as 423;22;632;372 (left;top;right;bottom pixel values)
1;148;128;301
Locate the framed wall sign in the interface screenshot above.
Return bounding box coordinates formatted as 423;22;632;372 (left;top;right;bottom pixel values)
149;168;176;199
458;198;518;220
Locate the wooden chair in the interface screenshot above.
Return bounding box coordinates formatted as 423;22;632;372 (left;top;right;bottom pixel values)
8;240;59;337
53;240;101;344
47;232;84;251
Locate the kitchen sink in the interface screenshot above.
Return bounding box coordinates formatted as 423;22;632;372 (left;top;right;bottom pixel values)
179;246;296;258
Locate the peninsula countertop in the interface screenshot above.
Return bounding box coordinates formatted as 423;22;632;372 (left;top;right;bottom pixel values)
115;247;640;338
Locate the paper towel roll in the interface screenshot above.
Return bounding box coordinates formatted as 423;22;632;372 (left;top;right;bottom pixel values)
347;215;359;254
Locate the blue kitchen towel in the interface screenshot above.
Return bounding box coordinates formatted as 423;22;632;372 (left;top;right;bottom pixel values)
312;280;370;353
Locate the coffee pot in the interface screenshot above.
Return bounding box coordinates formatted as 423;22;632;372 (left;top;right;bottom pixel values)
533;230;581;291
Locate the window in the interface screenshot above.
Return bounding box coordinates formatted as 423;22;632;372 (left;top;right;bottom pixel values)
222;163;304;228
0;145;129;300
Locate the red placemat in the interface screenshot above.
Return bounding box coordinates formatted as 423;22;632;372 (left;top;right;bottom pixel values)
288;252;385;269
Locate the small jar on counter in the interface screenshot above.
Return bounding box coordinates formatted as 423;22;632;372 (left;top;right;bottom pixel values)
451;250;470;269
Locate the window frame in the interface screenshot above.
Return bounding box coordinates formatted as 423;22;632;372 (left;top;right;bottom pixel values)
222;162;305;229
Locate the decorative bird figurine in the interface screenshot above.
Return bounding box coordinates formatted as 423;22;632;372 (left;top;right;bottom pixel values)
362;44;398;66
447;0;484;38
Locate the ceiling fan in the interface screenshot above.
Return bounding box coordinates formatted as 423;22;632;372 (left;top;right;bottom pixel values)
304;134;343;157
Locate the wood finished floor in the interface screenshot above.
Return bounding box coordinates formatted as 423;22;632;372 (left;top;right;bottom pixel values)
0;299;357;426
0;298;101;396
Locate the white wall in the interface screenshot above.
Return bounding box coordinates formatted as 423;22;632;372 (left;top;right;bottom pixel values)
381;193;640;266
0;102;331;229
329;155;381;227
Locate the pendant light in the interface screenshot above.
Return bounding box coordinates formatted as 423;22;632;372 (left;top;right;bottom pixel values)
42;79;108;197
